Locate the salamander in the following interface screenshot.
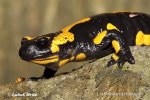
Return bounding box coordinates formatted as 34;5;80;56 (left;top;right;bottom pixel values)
19;12;150;81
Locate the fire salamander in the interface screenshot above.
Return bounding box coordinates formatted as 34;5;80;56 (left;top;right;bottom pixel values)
19;12;150;81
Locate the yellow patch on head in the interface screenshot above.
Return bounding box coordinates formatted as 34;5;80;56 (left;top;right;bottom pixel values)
112;40;120;53
136;31;150;46
31;55;59;65
51;32;74;53
24;36;33;40
107;23;119;31
76;53;86;60
55;18;90;45
112;54;119;61
50;18;90;53
52;32;74;45
93;30;107;44
62;18;91;32
51;44;60;53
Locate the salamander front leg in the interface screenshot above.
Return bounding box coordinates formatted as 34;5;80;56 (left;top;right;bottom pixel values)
28;68;56;81
106;30;135;68
107;50;135;68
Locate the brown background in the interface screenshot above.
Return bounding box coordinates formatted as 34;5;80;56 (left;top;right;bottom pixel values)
0;0;150;84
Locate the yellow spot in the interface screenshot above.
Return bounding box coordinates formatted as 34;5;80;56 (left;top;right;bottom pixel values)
31;58;58;64
59;59;70;67
53;18;90;42
24;36;33;40
51;18;90;53
31;55;59;64
51;44;60;53
93;30;107;44
52;32;74;45
136;31;150;45
76;53;86;60
62;18;91;32
107;23;119;31
51;32;74;53
144;35;150;45
136;31;144;45
58;56;74;67
112;54;119;61
112;40;120;53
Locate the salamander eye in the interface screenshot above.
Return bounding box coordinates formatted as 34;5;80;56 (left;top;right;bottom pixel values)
37;37;50;48
21;36;32;45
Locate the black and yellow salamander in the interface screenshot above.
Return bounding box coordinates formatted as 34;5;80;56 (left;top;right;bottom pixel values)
19;12;150;81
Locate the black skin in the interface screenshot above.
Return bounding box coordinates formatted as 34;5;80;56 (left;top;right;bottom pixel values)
19;12;150;81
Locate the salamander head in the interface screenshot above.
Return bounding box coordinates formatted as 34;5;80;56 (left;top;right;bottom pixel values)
19;33;59;66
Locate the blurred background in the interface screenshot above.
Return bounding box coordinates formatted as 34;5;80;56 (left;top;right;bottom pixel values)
0;0;150;84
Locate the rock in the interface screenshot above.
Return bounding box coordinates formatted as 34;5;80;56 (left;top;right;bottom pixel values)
0;46;150;100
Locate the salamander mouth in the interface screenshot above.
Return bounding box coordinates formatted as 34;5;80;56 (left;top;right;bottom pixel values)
31;55;59;65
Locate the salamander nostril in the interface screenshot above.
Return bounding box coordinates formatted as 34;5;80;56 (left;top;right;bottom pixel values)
37;37;49;48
